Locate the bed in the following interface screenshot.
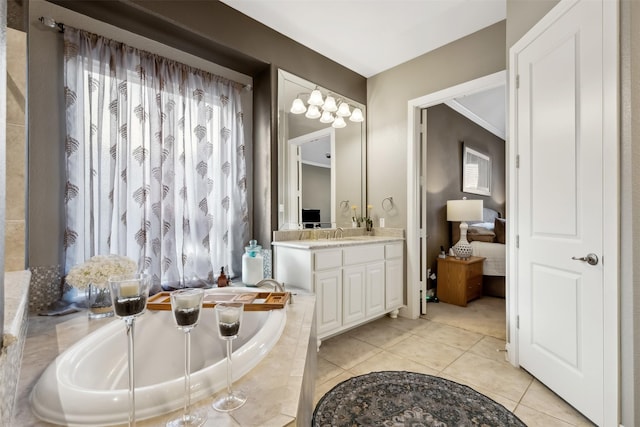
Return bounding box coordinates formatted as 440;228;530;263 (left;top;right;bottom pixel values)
451;207;506;297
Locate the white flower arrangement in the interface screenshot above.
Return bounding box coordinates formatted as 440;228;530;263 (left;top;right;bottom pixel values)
65;254;137;289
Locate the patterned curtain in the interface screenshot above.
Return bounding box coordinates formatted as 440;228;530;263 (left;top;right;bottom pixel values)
63;27;249;290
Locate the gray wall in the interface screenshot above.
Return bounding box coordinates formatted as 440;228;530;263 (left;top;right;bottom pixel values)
620;0;640;425
426;104;505;277
367;21;506;229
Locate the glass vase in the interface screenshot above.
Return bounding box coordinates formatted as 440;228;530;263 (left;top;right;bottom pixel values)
86;283;114;319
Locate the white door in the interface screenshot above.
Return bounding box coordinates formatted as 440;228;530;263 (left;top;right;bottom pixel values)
514;0;611;424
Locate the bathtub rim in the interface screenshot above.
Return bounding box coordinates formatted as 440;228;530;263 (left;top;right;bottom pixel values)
29;287;287;426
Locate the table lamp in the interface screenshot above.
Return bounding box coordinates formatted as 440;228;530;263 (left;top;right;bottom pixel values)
447;198;483;259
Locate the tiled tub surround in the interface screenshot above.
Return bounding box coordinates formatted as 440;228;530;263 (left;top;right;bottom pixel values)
14;293;317;426
1;270;31;427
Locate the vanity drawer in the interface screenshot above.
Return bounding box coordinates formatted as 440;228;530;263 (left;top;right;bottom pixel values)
343;244;384;265
385;243;403;259
314;250;342;271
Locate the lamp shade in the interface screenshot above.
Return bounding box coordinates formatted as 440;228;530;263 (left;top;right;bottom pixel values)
447;199;483;222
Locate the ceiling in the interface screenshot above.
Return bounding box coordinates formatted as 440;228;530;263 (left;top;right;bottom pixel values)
220;0;506;78
234;0;507;145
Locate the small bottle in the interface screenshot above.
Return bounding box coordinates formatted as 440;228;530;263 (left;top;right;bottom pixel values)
217;267;228;288
242;240;264;286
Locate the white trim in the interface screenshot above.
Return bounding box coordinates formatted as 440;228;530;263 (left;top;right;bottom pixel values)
288;127;337;228
444;99;506;140
508;0;619;425
601;0;620;424
406;70;506;320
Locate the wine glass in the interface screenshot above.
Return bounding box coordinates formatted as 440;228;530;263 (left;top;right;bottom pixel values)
109;273;151;427
167;288;207;427
212;302;246;412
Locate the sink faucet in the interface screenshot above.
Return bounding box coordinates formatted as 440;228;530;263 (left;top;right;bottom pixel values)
256;278;285;292
334;227;344;239
256;279;293;304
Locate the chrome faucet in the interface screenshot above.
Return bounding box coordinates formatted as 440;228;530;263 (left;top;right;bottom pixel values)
256;279;292;304
256;278;285;292
334;227;344;239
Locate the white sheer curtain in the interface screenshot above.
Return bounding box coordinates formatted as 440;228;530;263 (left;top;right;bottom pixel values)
63;27;249;290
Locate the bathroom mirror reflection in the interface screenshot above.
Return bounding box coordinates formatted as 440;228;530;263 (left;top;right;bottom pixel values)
277;69;366;230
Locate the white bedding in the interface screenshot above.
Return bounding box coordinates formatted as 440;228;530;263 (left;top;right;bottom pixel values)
470;241;506;276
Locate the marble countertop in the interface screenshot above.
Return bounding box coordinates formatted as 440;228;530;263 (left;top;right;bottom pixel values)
272;235;404;250
14;294;316;427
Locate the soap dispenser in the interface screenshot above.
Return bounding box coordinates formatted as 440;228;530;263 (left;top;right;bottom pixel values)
242;240;264;286
217;266;228;288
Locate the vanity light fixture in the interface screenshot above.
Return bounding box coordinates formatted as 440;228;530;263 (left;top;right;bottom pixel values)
290;90;364;128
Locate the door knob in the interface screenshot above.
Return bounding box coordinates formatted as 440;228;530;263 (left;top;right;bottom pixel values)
571;253;599;266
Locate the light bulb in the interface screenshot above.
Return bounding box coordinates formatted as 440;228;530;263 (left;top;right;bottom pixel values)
336;102;351;117
290;98;307;114
349;107;364;122
305;105;321;119
323;96;338;112
332;116;347;128
320;111;335;123
307;89;324;106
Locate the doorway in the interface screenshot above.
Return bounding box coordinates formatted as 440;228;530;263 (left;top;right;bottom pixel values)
406;70;507;322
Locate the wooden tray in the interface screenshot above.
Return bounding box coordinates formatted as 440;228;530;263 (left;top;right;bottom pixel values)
147;291;289;311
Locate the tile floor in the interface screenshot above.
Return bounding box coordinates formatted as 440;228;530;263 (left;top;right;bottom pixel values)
314;297;595;426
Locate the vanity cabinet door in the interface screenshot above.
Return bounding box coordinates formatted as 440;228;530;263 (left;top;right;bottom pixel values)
315;269;342;336
342;265;366;327
366;261;385;317
385;257;404;310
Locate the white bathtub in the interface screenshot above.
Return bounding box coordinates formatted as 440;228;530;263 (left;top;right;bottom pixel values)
30;287;287;426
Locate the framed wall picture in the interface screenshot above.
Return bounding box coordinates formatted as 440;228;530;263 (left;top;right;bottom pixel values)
462;145;491;196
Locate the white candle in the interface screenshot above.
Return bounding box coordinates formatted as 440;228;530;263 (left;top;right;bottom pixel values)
120;283;139;297
219;308;240;323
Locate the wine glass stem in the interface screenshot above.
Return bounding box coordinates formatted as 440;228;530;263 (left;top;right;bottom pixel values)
226;338;233;396
183;330;191;421
126;318;136;427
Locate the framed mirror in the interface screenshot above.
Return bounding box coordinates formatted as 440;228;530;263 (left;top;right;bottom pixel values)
278;69;366;230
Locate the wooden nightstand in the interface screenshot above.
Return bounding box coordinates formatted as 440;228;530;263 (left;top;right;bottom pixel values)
436;256;485;307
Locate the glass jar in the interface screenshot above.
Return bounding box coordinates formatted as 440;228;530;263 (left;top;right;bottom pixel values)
242;240;264;286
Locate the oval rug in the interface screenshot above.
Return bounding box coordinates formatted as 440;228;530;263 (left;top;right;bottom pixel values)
313;370;526;426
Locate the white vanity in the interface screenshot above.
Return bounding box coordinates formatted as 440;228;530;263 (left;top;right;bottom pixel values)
273;234;404;345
